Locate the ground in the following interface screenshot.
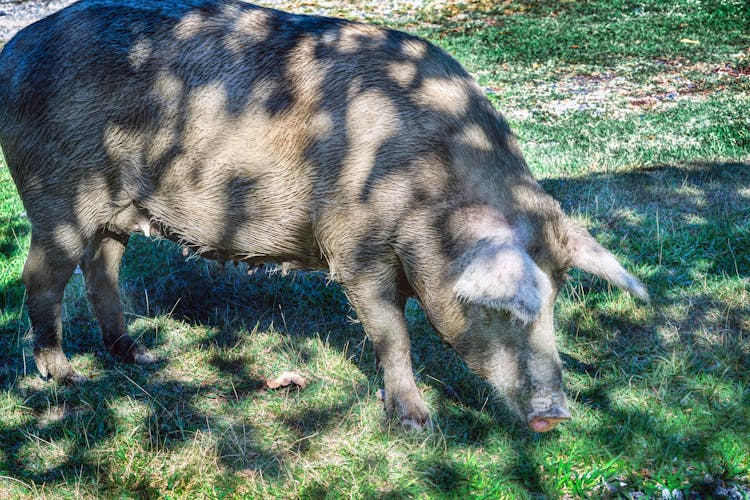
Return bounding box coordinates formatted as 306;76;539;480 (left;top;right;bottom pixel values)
0;0;748;498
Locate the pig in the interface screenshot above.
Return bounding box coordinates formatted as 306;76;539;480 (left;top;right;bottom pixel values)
0;0;647;432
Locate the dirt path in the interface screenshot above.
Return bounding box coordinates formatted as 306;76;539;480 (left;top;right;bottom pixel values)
0;0;428;42
0;0;74;42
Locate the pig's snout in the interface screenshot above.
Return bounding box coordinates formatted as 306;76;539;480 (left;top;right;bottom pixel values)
529;411;571;432
527;390;571;432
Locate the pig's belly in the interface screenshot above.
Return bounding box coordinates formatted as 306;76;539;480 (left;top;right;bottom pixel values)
140;193;326;268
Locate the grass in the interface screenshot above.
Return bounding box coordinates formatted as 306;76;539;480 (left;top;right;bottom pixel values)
1;0;749;497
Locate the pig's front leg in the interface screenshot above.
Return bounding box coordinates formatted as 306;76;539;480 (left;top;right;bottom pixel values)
343;269;430;430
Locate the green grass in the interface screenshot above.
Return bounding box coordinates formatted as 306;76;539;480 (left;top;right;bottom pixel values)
1;0;749;497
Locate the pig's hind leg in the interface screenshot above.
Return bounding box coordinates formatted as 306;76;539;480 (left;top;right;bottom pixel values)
80;229;154;364
23;231;88;384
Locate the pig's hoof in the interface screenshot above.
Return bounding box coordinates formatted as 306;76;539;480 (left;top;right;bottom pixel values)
64;371;88;384
383;390;432;431
400;413;432;431
131;345;157;364
34;348;86;384
110;337;156;364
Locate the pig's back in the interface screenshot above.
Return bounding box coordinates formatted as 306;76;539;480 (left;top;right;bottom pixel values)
0;0;498;265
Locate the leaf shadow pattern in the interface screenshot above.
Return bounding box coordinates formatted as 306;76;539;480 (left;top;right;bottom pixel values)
2;161;749;496
540;161;750;494
0;0;746;495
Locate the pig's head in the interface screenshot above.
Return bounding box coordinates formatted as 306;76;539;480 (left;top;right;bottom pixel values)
430;201;648;432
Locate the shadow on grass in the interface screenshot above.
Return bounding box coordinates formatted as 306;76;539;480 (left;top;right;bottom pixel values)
0;161;748;495
0;209;28;316
0;210;29;260
540;161;750;493
0;0;746;494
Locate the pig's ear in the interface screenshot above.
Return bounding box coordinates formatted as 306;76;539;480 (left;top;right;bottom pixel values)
453;243;553;324
566;219;649;301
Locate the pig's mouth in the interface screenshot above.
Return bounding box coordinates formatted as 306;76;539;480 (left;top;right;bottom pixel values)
527;392;571;432
528;413;570;432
